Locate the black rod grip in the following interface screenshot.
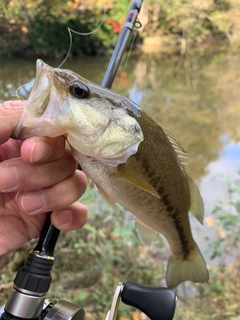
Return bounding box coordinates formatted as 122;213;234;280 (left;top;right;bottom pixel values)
34;213;60;256
121;282;176;320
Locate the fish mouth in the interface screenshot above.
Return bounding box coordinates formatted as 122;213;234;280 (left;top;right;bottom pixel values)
12;60;55;140
12;111;32;139
12;110;54;140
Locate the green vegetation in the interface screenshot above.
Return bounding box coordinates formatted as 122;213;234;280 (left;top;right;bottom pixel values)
1;0;240;56
144;0;237;42
193;172;240;319
207;172;240;261
0;0;130;56
175;172;240;320
1;177;240;319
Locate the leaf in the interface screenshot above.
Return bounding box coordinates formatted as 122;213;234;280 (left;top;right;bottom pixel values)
131;311;140;320
84;224;98;235
210;282;223;294
74;291;89;304
235;201;240;213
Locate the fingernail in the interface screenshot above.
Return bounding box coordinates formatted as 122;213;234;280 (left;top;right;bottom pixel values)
30;141;51;163
20;190;45;214
53;210;72;226
0;166;18;192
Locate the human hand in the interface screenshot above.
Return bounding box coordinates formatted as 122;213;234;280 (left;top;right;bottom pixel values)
0;100;88;255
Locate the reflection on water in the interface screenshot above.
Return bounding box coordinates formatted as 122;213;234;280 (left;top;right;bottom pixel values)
1;52;240;265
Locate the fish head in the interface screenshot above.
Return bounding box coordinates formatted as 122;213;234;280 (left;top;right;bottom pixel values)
13;59;144;166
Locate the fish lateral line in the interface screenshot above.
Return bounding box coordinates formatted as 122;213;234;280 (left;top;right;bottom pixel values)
158;191;191;259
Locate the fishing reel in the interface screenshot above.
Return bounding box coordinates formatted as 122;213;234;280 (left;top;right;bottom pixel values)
0;256;176;320
0;286;176;320
0;298;85;320
0;216;176;320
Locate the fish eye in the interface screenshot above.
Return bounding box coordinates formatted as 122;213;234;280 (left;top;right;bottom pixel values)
69;82;89;99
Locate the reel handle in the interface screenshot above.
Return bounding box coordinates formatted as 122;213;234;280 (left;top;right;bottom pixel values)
121;282;176;320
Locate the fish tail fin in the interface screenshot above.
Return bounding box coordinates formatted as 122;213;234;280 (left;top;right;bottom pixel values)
166;244;209;288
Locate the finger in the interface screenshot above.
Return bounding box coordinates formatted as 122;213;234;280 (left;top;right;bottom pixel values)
0;211;48;256
17;170;88;215
0;101;26;144
51;202;88;232
0;149;77;193
20;136;66;163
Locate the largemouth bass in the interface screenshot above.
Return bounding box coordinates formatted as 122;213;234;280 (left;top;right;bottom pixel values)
13;60;209;288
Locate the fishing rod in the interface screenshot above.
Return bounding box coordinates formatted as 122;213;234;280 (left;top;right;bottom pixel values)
0;1;176;319
101;0;143;88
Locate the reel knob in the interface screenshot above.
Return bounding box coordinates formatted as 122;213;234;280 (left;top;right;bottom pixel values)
121;282;176;320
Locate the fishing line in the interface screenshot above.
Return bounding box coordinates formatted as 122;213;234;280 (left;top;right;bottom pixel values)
117;29;138;92
43;1;107;302
58;0;106;68
54;15;140;300
12;79;34;100
53;0;107;300
13;0;105;99
52;231;76;300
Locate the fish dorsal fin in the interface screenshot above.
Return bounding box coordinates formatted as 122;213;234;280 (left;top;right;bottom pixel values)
95;183;120;213
163;128;188;168
135;219;157;247
117;165;160;199
187;175;204;224
164;129;204;224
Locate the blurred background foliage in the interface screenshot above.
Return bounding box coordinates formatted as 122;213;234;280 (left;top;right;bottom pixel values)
0;0;129;55
1;0;240;319
1;0;240;56
1;180;240;319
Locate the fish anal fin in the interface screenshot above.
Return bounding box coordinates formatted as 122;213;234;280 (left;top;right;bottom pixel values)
117;165;160;199
135;219;157;247
95;183;120;213
187;175;204;224
166;244;209;288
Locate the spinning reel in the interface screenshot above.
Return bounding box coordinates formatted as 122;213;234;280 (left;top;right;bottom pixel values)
0;249;176;320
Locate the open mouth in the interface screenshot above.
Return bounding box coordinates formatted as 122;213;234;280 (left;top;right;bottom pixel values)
11;60;55;139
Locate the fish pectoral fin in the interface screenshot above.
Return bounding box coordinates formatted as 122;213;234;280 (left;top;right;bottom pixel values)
117;165;160;199
95;183;120;213
187;175;204;224
135;219;157;247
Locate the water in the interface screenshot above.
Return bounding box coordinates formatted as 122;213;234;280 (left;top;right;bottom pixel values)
1;51;240;267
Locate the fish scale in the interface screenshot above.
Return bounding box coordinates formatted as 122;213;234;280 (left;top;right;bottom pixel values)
12;59;209;288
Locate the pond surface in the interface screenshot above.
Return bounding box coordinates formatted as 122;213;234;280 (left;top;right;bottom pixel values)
1;51;240;267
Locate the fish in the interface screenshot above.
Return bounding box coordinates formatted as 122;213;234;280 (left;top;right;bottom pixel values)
12;59;209;288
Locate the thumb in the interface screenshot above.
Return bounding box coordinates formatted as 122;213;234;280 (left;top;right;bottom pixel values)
0;101;26;144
